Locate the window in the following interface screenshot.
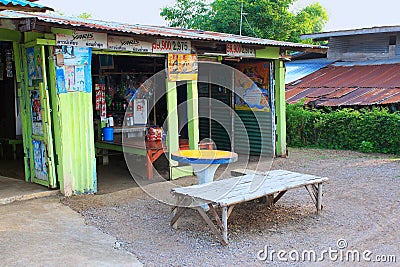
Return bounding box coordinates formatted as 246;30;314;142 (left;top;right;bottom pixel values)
389;36;396;45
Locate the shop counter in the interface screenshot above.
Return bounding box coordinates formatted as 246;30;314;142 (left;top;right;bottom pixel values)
95;134;213;179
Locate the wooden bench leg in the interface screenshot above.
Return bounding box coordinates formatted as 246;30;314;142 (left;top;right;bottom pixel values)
317;183;323;214
171;197;191;229
221;206;228;244
305;184;323;214
196;206;228;245
273;190;287;204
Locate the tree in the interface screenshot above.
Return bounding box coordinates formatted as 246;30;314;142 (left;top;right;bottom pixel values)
160;0;328;43
77;12;92;19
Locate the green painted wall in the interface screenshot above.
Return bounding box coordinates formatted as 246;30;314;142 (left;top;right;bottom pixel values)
256;47;280;60
0;29;21;42
47;50;96;195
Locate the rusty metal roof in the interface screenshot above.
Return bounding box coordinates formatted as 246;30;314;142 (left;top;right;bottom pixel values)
0;0;53;12
286;64;400;106
0;10;326;50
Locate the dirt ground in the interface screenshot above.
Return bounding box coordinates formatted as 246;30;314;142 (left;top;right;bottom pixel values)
62;148;399;266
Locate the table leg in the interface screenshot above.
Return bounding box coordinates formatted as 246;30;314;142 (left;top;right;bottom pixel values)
102;149;109;165
191;163;220;210
146;150;153;179
192;164;220;185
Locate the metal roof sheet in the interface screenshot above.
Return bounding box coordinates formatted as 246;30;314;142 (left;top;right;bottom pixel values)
0;10;326;49
381;92;400;104
285;59;334;84
286;63;400;106
301;25;400;41
288;64;400;88
0;0;53;12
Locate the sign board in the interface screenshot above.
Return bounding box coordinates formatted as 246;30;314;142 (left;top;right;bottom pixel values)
153;39;191;54
134;99;147;125
168;54;198;82
233;62;270;112
226;43;256;57
56;31;107;49
108;35;153;52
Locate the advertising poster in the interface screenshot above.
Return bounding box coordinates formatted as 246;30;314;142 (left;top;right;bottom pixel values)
55;47;92;94
233;62;270;112
33;139;47;180
168;54;198;82
26;47;36;86
31;90;44;136
34;46;43;80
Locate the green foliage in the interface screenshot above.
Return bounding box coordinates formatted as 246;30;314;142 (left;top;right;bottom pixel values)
286;103;400;155
160;0;328;42
77;12;92;19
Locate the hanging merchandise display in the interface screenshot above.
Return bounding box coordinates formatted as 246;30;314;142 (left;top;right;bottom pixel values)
5;49;13;78
0;50;3;81
95;83;107;120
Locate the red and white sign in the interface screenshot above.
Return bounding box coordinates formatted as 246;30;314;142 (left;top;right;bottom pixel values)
226;43;256;57
152;39;191;54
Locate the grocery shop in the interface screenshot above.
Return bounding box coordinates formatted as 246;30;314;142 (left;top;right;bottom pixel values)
0;10;326;195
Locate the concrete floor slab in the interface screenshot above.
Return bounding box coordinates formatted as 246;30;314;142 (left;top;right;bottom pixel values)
0;176;59;205
0;196;142;266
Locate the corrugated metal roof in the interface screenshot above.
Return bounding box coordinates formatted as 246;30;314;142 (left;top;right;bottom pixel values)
0;0;53;12
285;59;334;84
0;10;326;50
301;25;400;41
287;64;400;88
286;63;400;106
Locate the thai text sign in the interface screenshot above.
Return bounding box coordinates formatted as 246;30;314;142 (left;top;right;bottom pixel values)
108;35;152;52
56;31;107;49
226;44;256;57
153;39;191;54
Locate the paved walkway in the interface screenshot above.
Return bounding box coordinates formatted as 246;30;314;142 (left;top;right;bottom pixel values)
0;195;142;266
0;176;59;205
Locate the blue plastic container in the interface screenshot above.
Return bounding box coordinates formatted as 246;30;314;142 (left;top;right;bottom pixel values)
102;127;114;141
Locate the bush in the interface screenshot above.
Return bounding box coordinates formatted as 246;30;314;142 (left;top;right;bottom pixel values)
286;103;400;155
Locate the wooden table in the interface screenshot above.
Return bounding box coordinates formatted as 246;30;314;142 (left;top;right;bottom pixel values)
171;169;328;245
95;135;214;179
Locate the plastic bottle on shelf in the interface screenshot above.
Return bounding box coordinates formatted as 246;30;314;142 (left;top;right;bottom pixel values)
108;114;114;127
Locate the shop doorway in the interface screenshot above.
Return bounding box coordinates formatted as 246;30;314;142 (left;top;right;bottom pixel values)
91;53;169;191
0;41;24;180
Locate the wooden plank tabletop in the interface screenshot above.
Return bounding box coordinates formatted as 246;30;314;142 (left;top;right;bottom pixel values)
172;170;328;207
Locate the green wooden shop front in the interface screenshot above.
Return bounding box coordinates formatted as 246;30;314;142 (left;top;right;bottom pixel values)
0;13;310;196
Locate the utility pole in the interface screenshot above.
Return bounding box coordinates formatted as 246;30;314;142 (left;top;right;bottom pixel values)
239;0;244;35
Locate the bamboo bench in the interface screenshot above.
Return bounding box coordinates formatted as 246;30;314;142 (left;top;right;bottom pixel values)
171;169;328;245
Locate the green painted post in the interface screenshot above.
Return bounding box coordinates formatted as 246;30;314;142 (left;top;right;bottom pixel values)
166;80;179;164
187;80;199;150
274;60;287;157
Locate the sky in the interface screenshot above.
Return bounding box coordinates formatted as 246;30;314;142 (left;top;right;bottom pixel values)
38;0;400;32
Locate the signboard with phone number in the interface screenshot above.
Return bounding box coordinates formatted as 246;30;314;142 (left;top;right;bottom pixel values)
226;44;256;57
152;39;191;54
